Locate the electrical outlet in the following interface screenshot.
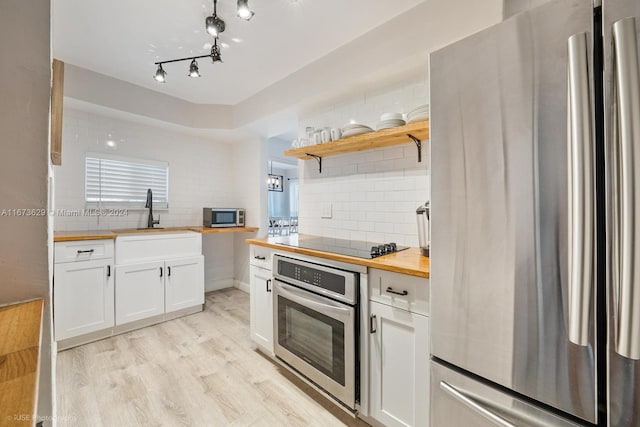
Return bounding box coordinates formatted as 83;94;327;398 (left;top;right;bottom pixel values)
321;202;332;219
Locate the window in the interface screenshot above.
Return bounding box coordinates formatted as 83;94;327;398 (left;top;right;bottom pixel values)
85;153;169;208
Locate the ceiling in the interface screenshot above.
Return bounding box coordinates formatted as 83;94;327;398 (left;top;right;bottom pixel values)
53;0;425;106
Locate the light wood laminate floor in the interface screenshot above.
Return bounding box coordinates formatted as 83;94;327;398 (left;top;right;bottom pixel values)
56;288;369;427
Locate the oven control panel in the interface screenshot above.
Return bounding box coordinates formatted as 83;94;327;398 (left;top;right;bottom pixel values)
278;259;346;296
273;255;358;304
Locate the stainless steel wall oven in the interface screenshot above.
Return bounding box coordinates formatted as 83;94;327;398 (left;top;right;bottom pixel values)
272;254;359;411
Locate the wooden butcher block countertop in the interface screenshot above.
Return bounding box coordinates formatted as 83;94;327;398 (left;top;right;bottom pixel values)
0;299;43;426
246;235;429;278
54;226;259;242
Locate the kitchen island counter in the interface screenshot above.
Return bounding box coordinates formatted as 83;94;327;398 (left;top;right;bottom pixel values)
246;234;429;278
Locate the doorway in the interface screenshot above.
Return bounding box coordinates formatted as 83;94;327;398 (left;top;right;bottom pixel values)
267;160;298;236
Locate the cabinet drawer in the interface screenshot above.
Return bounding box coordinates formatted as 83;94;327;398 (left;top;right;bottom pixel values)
369;268;429;316
250;245;273;270
54;239;114;263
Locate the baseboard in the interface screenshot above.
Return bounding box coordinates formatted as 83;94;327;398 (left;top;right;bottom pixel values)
205;278;234;292
234;280;250;294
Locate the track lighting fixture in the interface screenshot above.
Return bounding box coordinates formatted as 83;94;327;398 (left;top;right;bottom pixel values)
153;0;255;82
188;59;200;77
210;39;222;63
237;0;255;21
154;64;167;83
205;0;226;37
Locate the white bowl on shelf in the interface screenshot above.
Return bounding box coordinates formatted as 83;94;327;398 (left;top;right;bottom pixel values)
380;112;404;121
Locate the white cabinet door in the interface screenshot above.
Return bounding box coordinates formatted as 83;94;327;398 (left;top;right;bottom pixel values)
54;259;114;340
165;255;204;313
115;260;165;325
249;264;273;354
369;301;430;427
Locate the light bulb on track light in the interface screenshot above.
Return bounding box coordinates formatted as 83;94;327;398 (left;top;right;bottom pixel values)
188;59;200;77
237;0;254;20
154;64;167;82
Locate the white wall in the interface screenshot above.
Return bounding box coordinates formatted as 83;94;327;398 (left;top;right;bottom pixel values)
54;107;238;291
298;77;429;246
232;137;268;289
54;108;236;230
0;0;53;423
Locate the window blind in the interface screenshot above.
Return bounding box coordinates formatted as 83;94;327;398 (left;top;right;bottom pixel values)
85;154;169;208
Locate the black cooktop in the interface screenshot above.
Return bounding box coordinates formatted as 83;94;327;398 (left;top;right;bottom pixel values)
280;237;409;259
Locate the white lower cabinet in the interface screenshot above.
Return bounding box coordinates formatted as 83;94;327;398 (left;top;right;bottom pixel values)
249;264;273;354
369;300;430;427
115;232;204;326
116;256;203;324
115;260;165;325
54;258;114;340
54;233;204;347
165;256;205;313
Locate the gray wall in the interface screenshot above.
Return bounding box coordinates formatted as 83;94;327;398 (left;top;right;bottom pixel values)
0;0;53;422
503;0;552;19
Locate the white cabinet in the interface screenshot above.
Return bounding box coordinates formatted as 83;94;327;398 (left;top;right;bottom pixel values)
250;264;273;354
250;245;273;270
369;290;430;427
53;239;115;341
165;256;205;313
115;260;165;325
369;268;429;316
115;232;204;326
249;245;274;354
54;255;114;340
367;267;430;426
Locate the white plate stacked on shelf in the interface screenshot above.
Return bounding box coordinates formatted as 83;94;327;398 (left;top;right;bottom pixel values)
407;104;429;123
376;112;406;130
341;123;374;138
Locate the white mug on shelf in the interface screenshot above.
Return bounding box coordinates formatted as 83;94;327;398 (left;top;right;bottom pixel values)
330;128;342;140
321;129;331;143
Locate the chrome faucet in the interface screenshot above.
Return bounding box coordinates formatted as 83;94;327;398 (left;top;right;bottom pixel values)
145;188;160;228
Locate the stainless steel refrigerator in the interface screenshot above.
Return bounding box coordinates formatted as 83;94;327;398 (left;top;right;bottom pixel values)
430;0;640;425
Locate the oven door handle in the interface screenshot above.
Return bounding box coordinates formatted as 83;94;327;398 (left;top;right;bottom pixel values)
274;280;353;318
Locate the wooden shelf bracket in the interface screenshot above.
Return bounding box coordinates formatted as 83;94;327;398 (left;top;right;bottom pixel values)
407;134;422;163
306;153;322;173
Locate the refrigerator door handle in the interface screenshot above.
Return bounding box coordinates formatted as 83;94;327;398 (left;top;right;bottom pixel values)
613;17;640;360
440;381;517;427
567;32;594;347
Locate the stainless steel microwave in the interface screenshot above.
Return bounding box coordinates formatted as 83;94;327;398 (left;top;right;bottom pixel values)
203;208;245;228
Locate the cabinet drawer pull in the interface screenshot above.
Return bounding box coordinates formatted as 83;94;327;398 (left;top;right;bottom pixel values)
107;265;111;277
254;255;266;260
77;249;94;254
386;286;408;296
168;266;171;276
369;314;377;334
266;279;272;293
160;267;163;277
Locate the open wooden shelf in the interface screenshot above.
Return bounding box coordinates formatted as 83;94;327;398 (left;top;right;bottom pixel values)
284;120;429;164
